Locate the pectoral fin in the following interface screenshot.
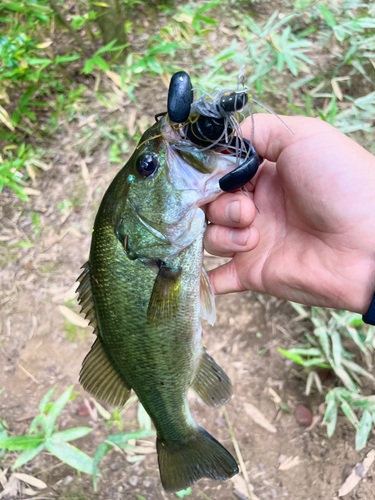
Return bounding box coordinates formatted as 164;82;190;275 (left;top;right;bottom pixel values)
80;337;131;407
147;265;182;323
192;350;232;408
200;267;216;326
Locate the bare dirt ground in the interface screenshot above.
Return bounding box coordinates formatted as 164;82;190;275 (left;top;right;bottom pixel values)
1;90;375;500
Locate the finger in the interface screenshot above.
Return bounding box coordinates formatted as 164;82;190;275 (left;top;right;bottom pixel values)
205;192;257;228
207;260;244;295
242;113;333;163
204;224;260;257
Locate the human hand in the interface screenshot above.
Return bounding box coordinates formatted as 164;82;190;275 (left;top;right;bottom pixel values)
204;114;375;314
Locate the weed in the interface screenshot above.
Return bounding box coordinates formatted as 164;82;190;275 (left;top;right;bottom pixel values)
280;305;375;449
0;386;95;474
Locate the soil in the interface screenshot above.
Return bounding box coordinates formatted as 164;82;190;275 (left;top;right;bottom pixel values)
1;40;375;500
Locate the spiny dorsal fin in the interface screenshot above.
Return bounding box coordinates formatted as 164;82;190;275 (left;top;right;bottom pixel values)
200;267;216;326
147;265;182;323
76;262;97;331
79;336;131;407
192;350;232;408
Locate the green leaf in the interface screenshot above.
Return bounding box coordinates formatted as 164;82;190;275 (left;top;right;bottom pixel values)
277;348;304;365
93;55;109;71
323;399;338;438
341;359;375;382
287;348;322;356
148;42;179;56
107;430;155;448
55;54;81;64
135;495;147;500
175;488;192;498
330;330;342;368
39;387;56;413
51;427;92;443
340;401;359;429
83;58;96;74
146;57;163;74
45;386;74;437
92;442;112;490
26;58;52;66
196;0;220;14
277;52;284;73
45;441;95;475
13;444;45;468
355;410;372;450
29;414;45;435
334;366;359;393
284;53;298;76
319;4;337;28
0;435;44;451
195;14;217;26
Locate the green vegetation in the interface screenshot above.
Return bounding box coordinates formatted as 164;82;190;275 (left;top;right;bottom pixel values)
1;0;375;198
0;386;95;474
280;305;375;449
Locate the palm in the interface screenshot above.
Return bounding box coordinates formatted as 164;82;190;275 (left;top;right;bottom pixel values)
230;126;375;312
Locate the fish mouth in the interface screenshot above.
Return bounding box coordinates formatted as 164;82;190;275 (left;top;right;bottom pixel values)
166;139;237;206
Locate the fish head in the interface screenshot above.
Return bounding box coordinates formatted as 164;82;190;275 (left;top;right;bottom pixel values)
117;119;237;260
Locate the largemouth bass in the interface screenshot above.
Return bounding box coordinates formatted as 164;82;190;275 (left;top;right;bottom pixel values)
77;118;240;492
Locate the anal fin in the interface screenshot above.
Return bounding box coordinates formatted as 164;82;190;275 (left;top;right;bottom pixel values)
192;350;232;408
79;336;131;407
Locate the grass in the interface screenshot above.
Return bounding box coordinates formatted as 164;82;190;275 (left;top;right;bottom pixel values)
280;304;375;449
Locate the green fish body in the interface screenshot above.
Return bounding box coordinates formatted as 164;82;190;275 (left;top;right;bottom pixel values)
77;119;239;492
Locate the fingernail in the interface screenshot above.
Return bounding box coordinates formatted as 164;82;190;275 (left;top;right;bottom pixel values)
229;228;249;246
226;201;241;223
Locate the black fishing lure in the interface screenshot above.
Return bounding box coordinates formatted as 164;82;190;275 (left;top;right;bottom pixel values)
162;70;263;192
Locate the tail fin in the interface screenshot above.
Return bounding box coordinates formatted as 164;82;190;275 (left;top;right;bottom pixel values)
157;426;238;493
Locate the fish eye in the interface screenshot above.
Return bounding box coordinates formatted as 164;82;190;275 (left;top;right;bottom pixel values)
137;154;159;178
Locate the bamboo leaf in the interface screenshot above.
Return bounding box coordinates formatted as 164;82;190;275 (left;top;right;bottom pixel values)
356;410;372;450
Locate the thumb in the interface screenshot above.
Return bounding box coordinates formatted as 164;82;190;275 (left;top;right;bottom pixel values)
242;113;334;163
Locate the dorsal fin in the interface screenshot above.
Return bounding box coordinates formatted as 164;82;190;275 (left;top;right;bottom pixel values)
76;262;97;331
76;262;132;407
80;337;131;407
200;268;216;326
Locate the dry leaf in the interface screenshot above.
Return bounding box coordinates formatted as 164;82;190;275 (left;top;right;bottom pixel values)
131;446;155;455
338;449;375;497
23;188;41;196
36;40;53;48
278;456;300;471
12;473;47;489
0;105;14;130
24;487;37;496
28;158;52;171
106;70;122;88
58;305;89;328
81;159;90;184
231;475;260;500
127;109;138;136
331;79;343;100
26;164;37;186
267;387;281;404
244;403;277;433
